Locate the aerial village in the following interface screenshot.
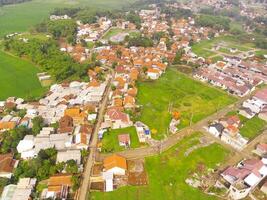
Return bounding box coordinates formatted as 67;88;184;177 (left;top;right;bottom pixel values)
1;0;267;200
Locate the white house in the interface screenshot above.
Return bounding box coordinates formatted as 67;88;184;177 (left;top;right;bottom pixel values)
103;154;127;176
208;123;224;137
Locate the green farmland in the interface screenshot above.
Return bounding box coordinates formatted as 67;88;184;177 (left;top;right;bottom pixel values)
0;0;136;37
91;133;230;200
136;68;236;140
0;51;45;100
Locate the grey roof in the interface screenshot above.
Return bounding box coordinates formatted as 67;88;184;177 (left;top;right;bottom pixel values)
210;123;224;133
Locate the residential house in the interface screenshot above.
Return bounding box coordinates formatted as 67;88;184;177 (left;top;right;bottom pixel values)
64;108;87;125
0;153;17;178
56;149;81;165
135;121;151;143
147;68;160;80
2;178;37;200
255;143;267;157
105;108;133;129
118;134;131;147
221;126;248;150
103;154;127;175
58;115;74;134
208;123;224;137
43;174;73;199
221;158;267;200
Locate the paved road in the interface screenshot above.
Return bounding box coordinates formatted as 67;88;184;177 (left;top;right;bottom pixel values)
77;68;114;200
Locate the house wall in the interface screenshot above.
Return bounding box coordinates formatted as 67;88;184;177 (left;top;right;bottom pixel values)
208;127;220;137
0;172;12;179
229;185;251;200
107;167;125;175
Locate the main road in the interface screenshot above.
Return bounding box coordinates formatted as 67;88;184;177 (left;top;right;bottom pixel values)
77;67;114;200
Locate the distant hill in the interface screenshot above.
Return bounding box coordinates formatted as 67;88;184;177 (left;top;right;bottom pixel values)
0;0;31;6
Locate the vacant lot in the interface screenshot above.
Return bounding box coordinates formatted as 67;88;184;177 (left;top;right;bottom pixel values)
136;68;236;139
239;116;266;139
192;35;255;60
0;51;45;100
101;126;141;153
91;132;230;200
0;0;136;37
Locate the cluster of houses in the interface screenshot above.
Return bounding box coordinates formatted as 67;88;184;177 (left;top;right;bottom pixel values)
76;17;112;43
90;154;148;192
194;59;267;97
96;45;171;80
0;72;108;198
208;114;248;150
240;88;267;120
208;88;267;150
96;45;173;145
220;143;267;199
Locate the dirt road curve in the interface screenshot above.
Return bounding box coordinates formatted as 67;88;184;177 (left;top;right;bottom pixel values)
99;94;253;160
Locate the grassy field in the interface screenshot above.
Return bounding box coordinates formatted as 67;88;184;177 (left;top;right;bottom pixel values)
0;50;45;100
102;28;127;40
0;0;137;37
101;126;141;153
239;116;266;139
91;132;230;200
192;35;255;59
136;68;236;139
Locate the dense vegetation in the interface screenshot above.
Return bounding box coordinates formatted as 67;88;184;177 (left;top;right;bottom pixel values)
196;14;230;30
4;38;88;81
0;126;32;154
126;11;142;28
35;19;77;44
127;35;154;47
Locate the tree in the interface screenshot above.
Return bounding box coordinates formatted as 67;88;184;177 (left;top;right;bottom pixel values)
126;11;141;28
32;116;44;135
71;175;80;192
65;160;78;174
17;109;26;118
0;126;31;154
173;50;184;65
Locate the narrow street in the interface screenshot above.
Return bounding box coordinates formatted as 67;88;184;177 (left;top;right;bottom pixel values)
77;67;114;200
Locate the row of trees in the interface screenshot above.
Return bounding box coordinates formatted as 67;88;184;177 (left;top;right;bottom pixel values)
4;38;88;81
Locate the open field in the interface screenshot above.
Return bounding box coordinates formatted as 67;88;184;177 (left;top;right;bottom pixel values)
91;132;230;200
101;126;141;153
192;35;256;60
102;28;128;40
136;68;236;140
239;116;266;139
0;50;45;100
0;0;137;37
